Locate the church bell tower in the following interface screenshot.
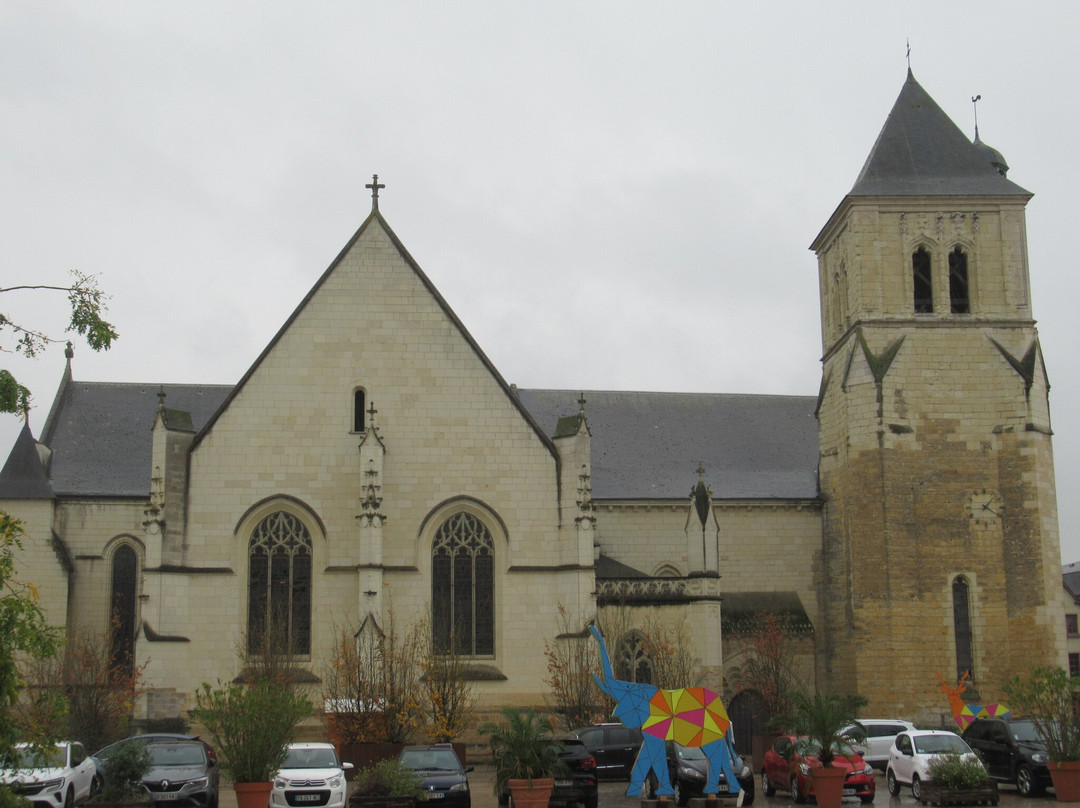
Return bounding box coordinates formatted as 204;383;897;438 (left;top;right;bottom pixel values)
811;70;1064;720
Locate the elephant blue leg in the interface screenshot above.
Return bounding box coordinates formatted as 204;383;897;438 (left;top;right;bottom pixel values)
628;738;672;798
702;739;740;796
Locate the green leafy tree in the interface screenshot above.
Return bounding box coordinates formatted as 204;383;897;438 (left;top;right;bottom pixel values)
0;271;118;414
0;513;64;808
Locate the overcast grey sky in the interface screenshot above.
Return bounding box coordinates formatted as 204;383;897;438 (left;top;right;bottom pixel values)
3;3;1078;561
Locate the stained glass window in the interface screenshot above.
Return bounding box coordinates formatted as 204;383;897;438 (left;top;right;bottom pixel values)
248;511;312;655
110;544;138;675
432;512;494;656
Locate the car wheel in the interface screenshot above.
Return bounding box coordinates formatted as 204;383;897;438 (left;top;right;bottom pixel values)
791;775;806;805
911;775;922;802
886;769;900;797
1016;763;1041;797
498;791;509;806
761;770;775;797
645;773;657;800
90;776;102;799
584;793;598;808
64;787;74;808
209;790;219;808
741;782;755;806
673;779;686;807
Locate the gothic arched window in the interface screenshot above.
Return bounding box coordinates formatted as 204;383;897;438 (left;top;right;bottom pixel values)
913;246;933;313
432;513;494;656
949;247;970;314
110;544;138;675
248;511;312;655
353;389;367;432
615;631;654;685
953;576;975;681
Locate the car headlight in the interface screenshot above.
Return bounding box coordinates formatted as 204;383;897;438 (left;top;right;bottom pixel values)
187;778;209;789
449;783;468;792
1033;753;1049;764
327;777;343;789
863;765;873;775
274;777;289;789
679;767;704;781
740;765;751;779
37;779;63;792
799;763;811;776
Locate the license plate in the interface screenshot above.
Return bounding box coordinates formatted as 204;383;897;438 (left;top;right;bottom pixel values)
842;789;856;796
555;780;572;787
152;795;179;801
427;794;445;799
716;785;729;793
294;796;321;803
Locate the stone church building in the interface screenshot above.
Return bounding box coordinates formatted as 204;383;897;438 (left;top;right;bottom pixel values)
0;69;1066;733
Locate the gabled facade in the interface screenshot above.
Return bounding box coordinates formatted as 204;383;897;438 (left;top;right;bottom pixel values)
0;69;1066;731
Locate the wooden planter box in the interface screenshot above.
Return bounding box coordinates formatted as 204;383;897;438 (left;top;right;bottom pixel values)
917;780;999;806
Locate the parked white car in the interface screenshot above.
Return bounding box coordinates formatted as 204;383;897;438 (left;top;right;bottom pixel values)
271;742;353;808
887;729;984;800
0;742;98;808
844;719;916;770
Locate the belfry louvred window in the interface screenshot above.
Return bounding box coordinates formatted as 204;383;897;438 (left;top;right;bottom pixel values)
913;246;933;313
431;512;494;656
248;511;312;655
949;247;970;314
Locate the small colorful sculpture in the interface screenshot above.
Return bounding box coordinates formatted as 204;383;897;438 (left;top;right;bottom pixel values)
590;625;741;800
936;670;1011;729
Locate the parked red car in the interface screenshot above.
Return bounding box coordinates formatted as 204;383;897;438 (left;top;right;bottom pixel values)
761;735;875;804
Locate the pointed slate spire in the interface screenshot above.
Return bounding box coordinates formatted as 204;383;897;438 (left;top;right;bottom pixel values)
0;422;54;499
850;69;1030;197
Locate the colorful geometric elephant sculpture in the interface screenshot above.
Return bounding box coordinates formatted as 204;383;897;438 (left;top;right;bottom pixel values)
590;625;741;799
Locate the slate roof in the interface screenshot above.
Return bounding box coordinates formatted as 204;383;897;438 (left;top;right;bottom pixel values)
516;388;819;500
39;381;232;497
849;69;1031;198
3;382;820;502
1063;561;1080;602
0;422;54;499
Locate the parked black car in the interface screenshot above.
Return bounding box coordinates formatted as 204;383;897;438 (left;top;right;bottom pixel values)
497;738;597;808
569;724;643;780
399;745;472;808
644;741;755;806
961;717;1052;796
141;740;220;808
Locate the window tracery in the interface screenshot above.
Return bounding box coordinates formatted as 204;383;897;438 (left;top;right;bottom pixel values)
431;512;494;656
248;511;312;655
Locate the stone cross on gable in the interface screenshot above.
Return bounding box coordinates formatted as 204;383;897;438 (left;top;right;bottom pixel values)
366;174;385;211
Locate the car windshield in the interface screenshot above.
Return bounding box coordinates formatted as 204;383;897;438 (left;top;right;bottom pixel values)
913;735;969;755
15;747;65;769
675;745;707;761
1011;721;1042;743
147;744;206;766
282;748;340;769
400;749;461;772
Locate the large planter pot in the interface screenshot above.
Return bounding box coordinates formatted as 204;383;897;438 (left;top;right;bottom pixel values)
508;777;554;808
234;782;273;808
1050;760;1080;802
809;766;846;808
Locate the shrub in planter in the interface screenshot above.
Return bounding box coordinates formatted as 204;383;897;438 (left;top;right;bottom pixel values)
1003;667;1080;762
191;679;312;783
91;739;152;804
928;753;988;790
352;759;425;800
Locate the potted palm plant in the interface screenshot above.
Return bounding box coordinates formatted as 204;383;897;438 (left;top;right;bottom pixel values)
786;690;867;808
1003;666;1080;801
191;679;312;808
479;707;567;808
